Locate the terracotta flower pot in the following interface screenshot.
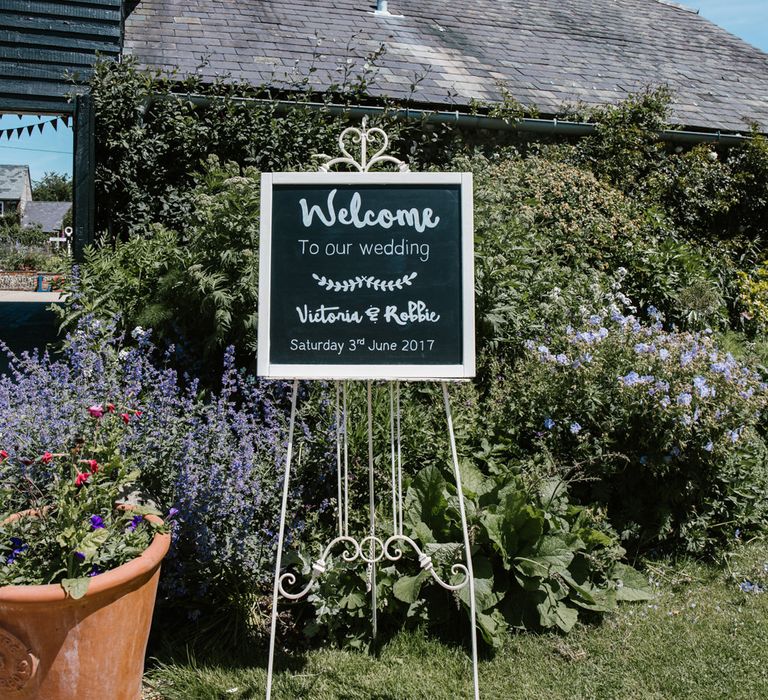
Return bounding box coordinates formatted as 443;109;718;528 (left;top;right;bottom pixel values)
0;512;171;699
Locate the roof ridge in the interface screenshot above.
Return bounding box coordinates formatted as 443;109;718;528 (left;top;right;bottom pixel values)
655;0;698;14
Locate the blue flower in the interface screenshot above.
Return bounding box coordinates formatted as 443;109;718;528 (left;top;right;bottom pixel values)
704;441;714;452
589;314;602;326
619;371;641;386
728;429;740;443
677;392;692;407
555;353;569;366
543;418;556;430
569;422;582;435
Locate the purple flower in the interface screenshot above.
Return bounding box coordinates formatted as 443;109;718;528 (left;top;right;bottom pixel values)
589;314;602;326
74;551;85;562
677;392;692;407
659;348;670;361
6;537;27;565
90;515;105;530
127;515;143;532
555;353;569;366
569;422;582;435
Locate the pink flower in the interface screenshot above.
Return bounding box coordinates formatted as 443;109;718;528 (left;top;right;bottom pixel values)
120;413;131;424
0;449;7;462
106;403;115;413
87;459;99;474
88;405;104;419
75;472;90;487
41;451;54;464
134;410;142;418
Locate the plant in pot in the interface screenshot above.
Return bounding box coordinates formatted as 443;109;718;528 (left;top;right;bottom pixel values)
0;403;172;700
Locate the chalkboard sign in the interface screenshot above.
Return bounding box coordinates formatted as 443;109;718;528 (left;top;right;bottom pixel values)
257;172;475;379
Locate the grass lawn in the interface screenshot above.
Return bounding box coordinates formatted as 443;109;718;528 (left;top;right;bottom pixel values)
143;540;768;699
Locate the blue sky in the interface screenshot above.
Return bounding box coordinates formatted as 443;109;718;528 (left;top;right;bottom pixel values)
0;0;766;184
677;0;768;51
0;114;72;183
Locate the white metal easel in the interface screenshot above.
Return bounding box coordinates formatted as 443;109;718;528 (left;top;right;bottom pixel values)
263;121;480;699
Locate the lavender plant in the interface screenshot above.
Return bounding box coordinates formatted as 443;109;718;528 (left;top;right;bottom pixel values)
0;317;335;611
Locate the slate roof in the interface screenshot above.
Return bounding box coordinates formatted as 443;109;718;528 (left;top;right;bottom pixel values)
123;0;768;134
0;165;31;201
22;202;71;233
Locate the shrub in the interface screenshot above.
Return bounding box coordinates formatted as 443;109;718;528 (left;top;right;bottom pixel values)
0;318;335;617
297;462;649;649
465;152;728;352
59;159;261;369
484;290;768;553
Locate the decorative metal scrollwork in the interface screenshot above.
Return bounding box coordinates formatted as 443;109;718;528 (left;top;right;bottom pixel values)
0;627;38;693
314;116;410;173
278;534;470;601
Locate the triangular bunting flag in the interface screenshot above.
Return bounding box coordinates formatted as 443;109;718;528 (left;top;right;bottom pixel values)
51;119;58;131
4;129;11;140
26;125;34;136
16;127;23;137
37;122;44;133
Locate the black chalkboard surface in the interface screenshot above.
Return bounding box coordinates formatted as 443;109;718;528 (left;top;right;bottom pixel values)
257;173;474;379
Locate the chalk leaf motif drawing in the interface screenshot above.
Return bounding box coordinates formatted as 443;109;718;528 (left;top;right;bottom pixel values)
0;627;38;692
312;272;418;293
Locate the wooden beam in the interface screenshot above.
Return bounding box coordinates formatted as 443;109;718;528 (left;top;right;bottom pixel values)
0;2;121;22
0;95;75;113
0;29;121;53
0;15;122;39
73;92;95;261
0;45;100;66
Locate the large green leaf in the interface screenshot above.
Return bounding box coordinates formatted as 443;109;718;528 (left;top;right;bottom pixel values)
457;556;504;612
404;465;451;543
514;535;581;578
77;528;110;561
393;572;429;604
61;577;90;600
475;608;507;648
613;563;654;601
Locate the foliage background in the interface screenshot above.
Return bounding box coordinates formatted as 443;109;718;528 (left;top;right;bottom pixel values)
41;56;768;642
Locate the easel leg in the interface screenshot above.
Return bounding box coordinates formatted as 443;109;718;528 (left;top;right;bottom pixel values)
367;380;378;639
442;382;480;700
265;379;300;700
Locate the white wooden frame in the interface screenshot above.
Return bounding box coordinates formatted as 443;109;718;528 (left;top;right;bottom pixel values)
257;171;475;380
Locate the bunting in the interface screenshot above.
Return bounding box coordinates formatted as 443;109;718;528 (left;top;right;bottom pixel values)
0;115;71;140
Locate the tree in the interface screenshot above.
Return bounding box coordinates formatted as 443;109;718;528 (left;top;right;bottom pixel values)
31;172;72;201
